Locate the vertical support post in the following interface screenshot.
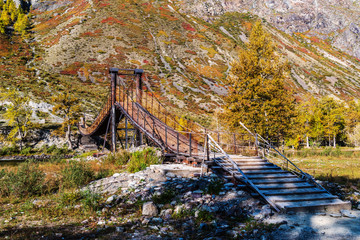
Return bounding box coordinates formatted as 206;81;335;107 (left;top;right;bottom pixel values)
206;134;209;161
217;132;220;143
189;133;192;157
135;69;143;146
109;67;119;152
165;127;167;146
233;133;237;155
125;118;128;149
255;133;259;156
177;132;179;154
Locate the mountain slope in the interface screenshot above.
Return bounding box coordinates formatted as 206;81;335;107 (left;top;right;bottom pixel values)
15;0;360;120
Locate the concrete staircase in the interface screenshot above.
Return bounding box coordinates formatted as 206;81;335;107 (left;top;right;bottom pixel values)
79;135;99;151
210;155;351;213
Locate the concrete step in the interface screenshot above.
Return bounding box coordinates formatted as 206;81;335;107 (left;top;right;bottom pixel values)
279;199;351;213
247;173;297;179
262;188;326;195
256;182;315;190
269;193;337;202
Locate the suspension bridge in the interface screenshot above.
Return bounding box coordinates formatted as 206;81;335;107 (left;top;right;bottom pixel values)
79;68;351;213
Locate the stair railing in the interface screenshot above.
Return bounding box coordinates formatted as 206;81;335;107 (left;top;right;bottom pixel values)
207;134;280;212
239;122;330;194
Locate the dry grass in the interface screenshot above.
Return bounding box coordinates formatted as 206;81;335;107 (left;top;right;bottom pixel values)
290;154;360;189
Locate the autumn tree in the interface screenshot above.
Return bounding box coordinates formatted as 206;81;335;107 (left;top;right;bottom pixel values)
14;13;30;36
0;88;36;150
317;97;345;147
51;93;81;149
223;20;296;142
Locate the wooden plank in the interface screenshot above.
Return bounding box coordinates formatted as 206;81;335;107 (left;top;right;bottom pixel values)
251;178;306;184
256;182;315;190
262;188;326;195
242;170;288;174
279;199;351;213
236;166;281;170
269;193;337;202
247;173;297;179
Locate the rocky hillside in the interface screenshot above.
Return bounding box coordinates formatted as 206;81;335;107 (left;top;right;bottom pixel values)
181;0;360;59
3;0;360;122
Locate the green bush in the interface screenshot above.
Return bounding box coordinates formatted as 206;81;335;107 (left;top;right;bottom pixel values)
60;191;82;206
61;161;95;188
0;161;45;197
80;189;101;211
206;178;224;195
321;147;332;156
20;147;32;155
196;209;214;222
104;150;131;166
152;188;176;204
0;146;19;156
95;168;112;180
127;147;161;173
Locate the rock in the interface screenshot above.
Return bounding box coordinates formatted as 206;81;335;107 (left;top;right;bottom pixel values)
116;226;124;232
236;190;245;196
174;205;183;214
192;190;203;198
330;213;342;218
151;217;163;224
315;212;326;216
142;218;150;225
163;209;173;219
224;183;234;188
142;202;158;216
199;223;209;230
340;209;356;218
55;233;62;237
106;194;118;204
166;172;176;178
97;220;106;225
219;192;226;196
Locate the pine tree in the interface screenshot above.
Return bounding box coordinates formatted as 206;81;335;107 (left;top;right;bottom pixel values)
51;92;81;149
223;20;296;142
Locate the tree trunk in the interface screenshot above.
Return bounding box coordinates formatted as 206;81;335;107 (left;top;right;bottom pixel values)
306;134;309;148
333;134;336;148
66;124;72;149
329;135;331;147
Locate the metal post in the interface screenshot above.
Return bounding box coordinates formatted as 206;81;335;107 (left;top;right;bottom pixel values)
125;118;128;149
135;69;143;105
206;134;209;161
177;132;179;154
255;133;259;156
234;133;237;154
165;127;167;146
189;133;192;156
217;132;220;143
109;67;119;152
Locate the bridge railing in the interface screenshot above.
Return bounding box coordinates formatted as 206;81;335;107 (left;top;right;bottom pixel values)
116;77;206;157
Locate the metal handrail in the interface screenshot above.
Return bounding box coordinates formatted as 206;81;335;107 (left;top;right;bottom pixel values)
239;121;331;194
207;134;280;212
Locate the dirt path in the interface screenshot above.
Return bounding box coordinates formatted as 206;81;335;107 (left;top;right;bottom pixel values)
266;209;360;239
